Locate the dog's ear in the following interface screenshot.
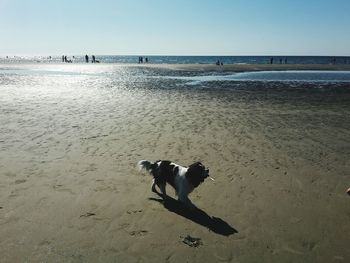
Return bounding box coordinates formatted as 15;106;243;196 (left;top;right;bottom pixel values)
188;162;203;169
186;162;206;188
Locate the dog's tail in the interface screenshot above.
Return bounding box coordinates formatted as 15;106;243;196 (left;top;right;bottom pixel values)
137;160;155;174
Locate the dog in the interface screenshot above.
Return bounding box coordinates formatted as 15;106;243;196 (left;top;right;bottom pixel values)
138;160;211;209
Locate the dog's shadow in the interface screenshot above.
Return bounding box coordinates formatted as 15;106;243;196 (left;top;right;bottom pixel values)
149;196;238;236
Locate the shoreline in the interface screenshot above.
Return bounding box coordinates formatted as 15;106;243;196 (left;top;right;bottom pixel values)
137;63;350;72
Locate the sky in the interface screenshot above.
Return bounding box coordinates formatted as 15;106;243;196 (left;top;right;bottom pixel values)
1;0;349;56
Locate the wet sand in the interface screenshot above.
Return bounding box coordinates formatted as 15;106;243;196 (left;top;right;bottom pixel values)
138;63;350;72
0;64;350;262
2;62;350;73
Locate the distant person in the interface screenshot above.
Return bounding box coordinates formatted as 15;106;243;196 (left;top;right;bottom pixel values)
85;54;89;63
62;55;65;62
64;56;67;63
92;55;96;63
141;56;143;63
270;57;273;64
145;57;148;63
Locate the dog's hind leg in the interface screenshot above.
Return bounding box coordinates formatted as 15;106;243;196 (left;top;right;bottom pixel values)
158;183;167;200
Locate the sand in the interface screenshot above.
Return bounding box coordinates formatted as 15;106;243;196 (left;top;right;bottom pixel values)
0;64;350;262
138;63;350;72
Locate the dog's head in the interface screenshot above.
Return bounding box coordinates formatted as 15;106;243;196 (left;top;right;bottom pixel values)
186;162;210;188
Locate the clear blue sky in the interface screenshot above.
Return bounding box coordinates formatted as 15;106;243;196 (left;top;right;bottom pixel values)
1;0;349;56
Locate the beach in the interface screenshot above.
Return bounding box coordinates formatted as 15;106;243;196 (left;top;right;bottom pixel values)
1;63;350;262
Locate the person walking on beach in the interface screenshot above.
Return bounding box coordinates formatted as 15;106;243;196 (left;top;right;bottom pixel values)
92;55;96;63
85;54;89;63
270;57;274;64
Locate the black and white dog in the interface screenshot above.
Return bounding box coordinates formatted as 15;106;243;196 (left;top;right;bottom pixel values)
138;160;211;209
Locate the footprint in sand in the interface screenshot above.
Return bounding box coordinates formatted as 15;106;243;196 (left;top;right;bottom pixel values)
5;172;16;178
38;240;51;246
53;184;74;194
127;209;143;214
129;230;148;236
15;179;26;184
282;246;304;255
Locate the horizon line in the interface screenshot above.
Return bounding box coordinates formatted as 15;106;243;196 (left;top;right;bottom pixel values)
1;54;350;57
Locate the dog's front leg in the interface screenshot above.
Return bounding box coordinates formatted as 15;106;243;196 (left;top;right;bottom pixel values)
151;179;157;193
178;192;195;210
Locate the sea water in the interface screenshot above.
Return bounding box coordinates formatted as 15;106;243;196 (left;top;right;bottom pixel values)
0;55;349;65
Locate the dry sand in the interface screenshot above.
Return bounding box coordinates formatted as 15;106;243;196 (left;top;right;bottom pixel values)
0;64;350;262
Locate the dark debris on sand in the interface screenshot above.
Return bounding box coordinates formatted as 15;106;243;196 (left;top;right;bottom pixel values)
80;212;96;218
181;235;203;247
